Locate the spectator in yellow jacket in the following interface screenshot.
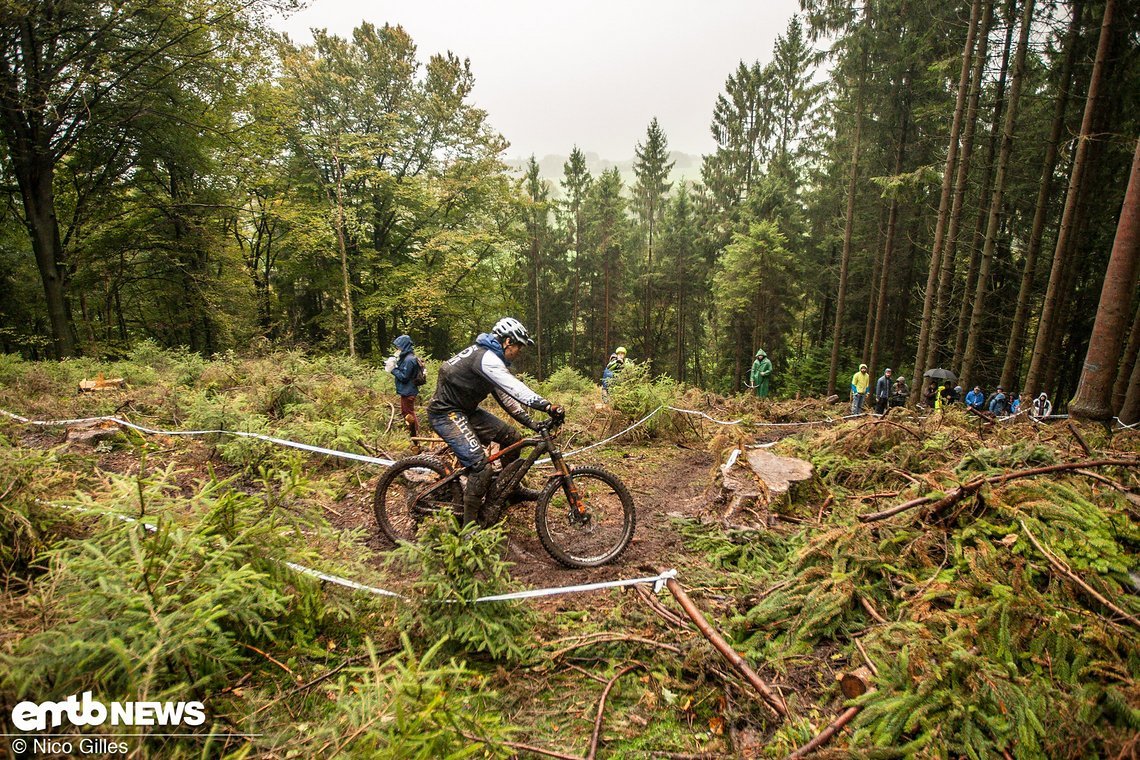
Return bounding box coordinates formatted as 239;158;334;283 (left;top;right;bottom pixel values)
850;364;871;414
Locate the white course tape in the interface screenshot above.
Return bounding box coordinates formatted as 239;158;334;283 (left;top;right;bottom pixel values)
666;406;743;425
537;405;666;464
467;570;678;603
1115;417;1140;430
283;561;406;599
34;498;675;605
1;408;395;466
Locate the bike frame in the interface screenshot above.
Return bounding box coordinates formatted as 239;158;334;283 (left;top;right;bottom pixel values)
415;425;585;516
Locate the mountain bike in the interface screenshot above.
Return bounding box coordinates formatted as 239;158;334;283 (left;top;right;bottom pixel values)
373;420;635;568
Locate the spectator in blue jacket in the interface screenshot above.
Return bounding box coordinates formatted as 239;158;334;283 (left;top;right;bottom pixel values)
965;386;985;411
389;334;422;438
988;386;1009;416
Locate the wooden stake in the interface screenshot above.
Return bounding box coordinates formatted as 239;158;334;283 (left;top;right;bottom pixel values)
664;577;788;718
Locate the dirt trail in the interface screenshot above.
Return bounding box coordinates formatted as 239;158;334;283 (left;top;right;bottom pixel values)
16;423;722;598
333;444;717;591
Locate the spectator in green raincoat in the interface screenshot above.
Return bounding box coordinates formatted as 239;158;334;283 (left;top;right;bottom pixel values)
750;349;772;398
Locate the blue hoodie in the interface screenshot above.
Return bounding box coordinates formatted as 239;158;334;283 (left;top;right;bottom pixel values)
475;332;508;364
392;334;420;397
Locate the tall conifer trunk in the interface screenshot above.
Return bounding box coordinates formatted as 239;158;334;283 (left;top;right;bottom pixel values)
998;0;1083;390
827;1;872;396
910;0;982;401
929;0;992;370
1112;301;1140;414
954;0;1015;367
961;0;1034;387
1025;0;1115;398
870;74;912;377
1070;137;1140;421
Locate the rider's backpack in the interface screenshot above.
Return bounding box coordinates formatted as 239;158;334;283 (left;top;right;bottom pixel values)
413;357;428;386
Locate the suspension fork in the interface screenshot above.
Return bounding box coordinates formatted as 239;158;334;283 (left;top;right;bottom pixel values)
544;430;585;517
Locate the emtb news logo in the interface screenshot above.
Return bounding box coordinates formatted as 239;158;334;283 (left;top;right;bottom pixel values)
11;692;206;731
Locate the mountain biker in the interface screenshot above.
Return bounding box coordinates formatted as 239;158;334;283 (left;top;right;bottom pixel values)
427;317;564;527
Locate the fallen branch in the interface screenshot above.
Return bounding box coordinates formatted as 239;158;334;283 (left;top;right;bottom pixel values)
857;491;900;501
892;468;922;486
1074;468;1134;494
664;577;788;718
786;705;861;759
240;642;295;676
548;632;681;660
457;731;579;760
871;418;923;439
586;663;642;760
786;669;874;758
853;638;878;677
858;594;888;625
250;652;377;719
1067;422;1093;457
816;493;834;523
634;583;690;629
858;459;1140;523
1019;519;1140;631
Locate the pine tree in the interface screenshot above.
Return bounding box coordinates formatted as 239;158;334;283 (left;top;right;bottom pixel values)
633;118;675;365
561;147;592;370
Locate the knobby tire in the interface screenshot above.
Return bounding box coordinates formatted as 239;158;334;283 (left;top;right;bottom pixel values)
534;466;635;568
373;455;462;544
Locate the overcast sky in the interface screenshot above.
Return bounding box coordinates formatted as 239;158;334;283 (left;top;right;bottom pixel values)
269;0;803;161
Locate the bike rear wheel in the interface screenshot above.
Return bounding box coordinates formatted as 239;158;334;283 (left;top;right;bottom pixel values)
374;455;462;544
535;466;635;568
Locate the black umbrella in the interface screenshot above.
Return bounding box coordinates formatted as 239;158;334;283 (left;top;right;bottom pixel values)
924;367;957;383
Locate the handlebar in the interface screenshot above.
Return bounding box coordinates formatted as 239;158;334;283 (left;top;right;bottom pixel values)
535;416;564;433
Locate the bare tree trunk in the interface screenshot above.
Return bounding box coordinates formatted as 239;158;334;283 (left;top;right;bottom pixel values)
892;225;922;371
1024;0;1115;398
1070;137;1140;421
1045;208;1092;395
999;0;1083;391
869;76;912;377
571;210;582;369
534;236;544;381
1112;299;1140;415
954;0;1015;367
1122;340;1140;424
929;0;993;369
828;70;865;396
961;0;1034;388
910;0;983;401
861;206;885;364
19;163;78;358
331;149;355;358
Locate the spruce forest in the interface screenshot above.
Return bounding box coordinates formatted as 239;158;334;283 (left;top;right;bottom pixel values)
1;1;1139;758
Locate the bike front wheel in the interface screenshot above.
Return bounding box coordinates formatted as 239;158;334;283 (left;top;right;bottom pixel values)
374;455;462;544
535;466;635;568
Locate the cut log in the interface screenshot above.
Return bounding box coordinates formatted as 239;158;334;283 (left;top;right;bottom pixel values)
837;666;874;699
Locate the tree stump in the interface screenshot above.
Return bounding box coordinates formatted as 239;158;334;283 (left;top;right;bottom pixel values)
715;448;814;527
65;421;125;447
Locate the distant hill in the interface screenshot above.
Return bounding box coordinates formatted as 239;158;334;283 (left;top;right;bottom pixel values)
504;151;703;196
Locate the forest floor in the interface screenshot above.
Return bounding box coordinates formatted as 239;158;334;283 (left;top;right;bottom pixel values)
1;350;1138;759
